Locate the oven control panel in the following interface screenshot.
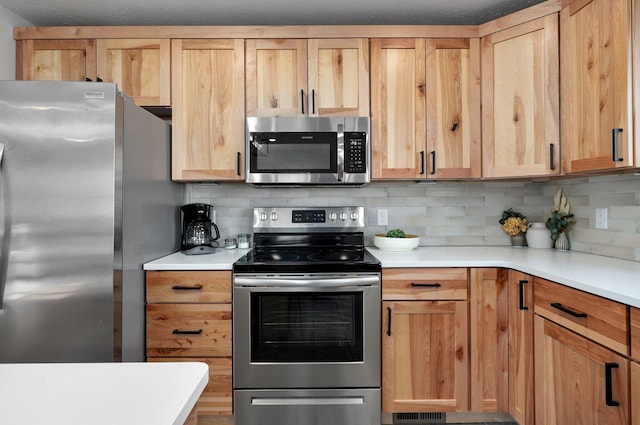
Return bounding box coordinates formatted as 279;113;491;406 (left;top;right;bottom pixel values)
254;207;365;231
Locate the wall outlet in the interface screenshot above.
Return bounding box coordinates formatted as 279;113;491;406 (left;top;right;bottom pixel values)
377;209;388;226
595;208;608;229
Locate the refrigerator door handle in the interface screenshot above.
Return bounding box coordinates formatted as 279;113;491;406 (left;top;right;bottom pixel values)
0;142;6;308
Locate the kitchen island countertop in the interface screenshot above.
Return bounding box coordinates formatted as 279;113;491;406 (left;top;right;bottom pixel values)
0;362;208;425
144;246;640;308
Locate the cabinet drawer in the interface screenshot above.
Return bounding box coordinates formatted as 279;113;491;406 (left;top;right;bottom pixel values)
147;357;232;415
146;271;231;303
631;307;640;361
146;304;232;357
534;277;628;355
382;268;468;300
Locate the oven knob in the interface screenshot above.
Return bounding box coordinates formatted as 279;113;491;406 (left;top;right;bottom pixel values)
351;211;359;220
329;212;338;221
260;212;268;221
340;212;348;220
271;212;278;221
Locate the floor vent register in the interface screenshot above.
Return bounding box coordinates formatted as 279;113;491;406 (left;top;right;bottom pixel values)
393;412;446;424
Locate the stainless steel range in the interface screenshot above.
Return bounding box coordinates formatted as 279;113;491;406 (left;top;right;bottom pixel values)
232;206;381;425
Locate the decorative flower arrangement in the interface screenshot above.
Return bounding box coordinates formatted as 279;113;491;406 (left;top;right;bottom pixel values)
499;208;528;236
546;188;575;241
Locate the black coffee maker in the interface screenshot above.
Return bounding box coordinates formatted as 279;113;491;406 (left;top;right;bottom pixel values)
180;203;221;255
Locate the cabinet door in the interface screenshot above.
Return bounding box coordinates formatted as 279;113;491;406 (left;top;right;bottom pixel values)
469;268;508;412
371;38;426;179
560;0;633;172
632;361;640;425
307;38;369;117
96;39;170;106
246;39;307;116
507;271;534;425
534;316;630;425
171;39;245;181
425;39;481;179
382;300;469;412
17;39;96;81
481;15;560;177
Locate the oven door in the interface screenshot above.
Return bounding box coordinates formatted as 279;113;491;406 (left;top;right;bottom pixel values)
233;273;381;389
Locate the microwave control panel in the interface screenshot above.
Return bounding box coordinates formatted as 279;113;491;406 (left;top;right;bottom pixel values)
344;132;367;173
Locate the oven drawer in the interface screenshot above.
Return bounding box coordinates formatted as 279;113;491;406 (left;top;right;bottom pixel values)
146;270;231;303
382;268;468;300
146;304;232;357
534;277;628;355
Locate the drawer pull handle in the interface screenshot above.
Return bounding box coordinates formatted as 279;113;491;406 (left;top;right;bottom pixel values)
605;362;621;407
518;279;529;310
550;302;587;318
172;285;203;291
172;329;203;335
411;282;442;288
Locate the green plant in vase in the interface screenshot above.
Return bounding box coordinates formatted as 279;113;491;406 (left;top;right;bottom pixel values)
546;188;575;248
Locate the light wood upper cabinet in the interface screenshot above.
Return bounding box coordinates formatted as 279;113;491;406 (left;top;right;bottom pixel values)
17;38;170;106
560;0;634;173
96;39;171;106
246;38;369;117
371;38;480;180
481;14;560;178
171;39;245;181
17;39;97;81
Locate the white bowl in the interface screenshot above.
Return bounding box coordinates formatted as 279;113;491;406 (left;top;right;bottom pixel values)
373;234;420;251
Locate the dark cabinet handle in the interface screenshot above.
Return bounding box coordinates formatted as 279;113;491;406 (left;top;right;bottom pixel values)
301;89;305;114
430;151;436;175
312;89;316;115
411;282;442;288
419;150;425;175
518;279;529;310
172;329;203;335
549;143;555;170
605;362;621;407
237;152;242;176
85;77;92;82
612;128;624;162
550;302;588;318
96;77;103;82
171;284;203;291
386;307;392;336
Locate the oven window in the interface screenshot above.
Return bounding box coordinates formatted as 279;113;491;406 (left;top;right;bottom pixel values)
250;292;363;362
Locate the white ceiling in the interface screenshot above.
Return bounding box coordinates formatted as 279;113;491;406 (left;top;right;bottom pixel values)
0;0;546;26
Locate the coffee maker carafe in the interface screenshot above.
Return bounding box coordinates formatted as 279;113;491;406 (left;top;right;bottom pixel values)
180;203;220;255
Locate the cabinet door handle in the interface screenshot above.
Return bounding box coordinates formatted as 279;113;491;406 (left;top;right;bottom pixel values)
386;307;392;336
419;151;425;175
171;284;203;291
301;89;305;114
549;143;555;171
612;128;624;162
411;282;442;288
172;329;203;335
518;279;529;310
312;89;316;115
430;151;436;175
605;362;621;407
237;152;242;176
550;302;588;318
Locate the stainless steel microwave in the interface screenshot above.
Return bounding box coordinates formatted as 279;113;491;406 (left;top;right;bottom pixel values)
245;116;370;186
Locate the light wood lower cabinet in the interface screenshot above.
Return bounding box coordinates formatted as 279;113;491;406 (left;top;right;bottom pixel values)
381;268;469;412
632;307;640;425
506;271;534;425
146;270;232;416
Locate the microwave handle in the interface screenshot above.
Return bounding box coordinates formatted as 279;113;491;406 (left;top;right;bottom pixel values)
337;123;344;181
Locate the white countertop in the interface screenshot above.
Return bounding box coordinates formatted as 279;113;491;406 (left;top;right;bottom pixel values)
143;246;640;308
0;362;209;425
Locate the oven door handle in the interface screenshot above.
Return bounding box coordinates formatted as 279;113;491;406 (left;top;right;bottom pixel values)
251;396;364;406
234;275;379;288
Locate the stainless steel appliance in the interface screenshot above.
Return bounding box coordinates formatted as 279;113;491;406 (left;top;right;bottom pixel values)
233;207;381;425
0;81;183;362
180;203;220;255
245;117;370;186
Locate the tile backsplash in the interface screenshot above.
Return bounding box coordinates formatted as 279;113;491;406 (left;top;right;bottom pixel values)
188;173;640;262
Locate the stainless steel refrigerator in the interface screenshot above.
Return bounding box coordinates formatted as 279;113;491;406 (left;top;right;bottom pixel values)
0;81;183;362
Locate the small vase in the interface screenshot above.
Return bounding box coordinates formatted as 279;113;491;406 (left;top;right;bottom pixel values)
555;232;569;251
526;222;553;249
510;233;526;247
